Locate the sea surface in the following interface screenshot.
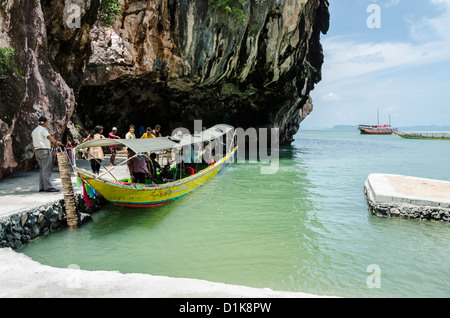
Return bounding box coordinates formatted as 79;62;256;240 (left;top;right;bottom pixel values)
18;130;450;297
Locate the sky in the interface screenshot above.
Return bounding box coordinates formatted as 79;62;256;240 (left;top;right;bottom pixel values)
302;0;450;129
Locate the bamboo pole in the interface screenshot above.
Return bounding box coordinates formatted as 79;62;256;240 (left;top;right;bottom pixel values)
57;151;78;228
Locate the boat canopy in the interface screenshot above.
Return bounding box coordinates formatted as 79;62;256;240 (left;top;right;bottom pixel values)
75;124;234;154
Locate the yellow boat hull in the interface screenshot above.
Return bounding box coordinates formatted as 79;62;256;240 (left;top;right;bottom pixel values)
395;132;450;140
76;147;236;208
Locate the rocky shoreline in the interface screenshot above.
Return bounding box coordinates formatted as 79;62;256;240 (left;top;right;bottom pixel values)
0;194;107;249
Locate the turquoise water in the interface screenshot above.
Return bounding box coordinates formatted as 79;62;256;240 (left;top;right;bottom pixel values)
19;130;450;297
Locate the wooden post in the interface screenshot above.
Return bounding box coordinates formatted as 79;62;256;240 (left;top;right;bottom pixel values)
57;151;78;228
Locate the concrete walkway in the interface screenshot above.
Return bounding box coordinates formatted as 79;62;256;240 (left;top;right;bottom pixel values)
0;157;329;298
0;156;128;219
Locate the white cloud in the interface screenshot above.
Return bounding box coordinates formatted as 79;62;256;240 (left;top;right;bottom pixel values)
308;0;450;128
321;92;341;102
322;39;450;83
384;0;401;8
407;0;450;42
321;0;450;83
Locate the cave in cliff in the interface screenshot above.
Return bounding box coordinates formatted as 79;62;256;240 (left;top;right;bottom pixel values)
77;74;239;137
72;0;329;141
76;73;291;138
0;0;329;178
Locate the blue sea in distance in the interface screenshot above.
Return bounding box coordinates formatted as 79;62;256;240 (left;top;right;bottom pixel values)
19;129;450;297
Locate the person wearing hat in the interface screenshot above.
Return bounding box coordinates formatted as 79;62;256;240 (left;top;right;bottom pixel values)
108;127;120;166
31;116;64;192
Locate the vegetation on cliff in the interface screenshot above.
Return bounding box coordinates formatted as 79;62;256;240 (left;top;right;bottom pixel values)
209;0;246;22
98;0;122;27
0;43;22;79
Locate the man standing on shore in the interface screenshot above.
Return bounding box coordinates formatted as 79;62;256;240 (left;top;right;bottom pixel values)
31;116;64;193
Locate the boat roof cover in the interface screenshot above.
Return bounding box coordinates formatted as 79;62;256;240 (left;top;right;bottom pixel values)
75;124;234;154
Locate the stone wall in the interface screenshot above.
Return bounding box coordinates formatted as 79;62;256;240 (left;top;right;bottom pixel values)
0;194;107;249
364;181;450;222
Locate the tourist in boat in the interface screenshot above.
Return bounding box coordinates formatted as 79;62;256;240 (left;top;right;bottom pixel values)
152;125;163;160
152;125;162;137
108;127;120;166
125;125;136;139
83;125;105;175
127;149;152;184
160;164;175;182
184;164;195;175
31;116;64;193
149;153;161;181
141;127;155;139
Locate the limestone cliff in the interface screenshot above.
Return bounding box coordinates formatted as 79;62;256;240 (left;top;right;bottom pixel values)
0;0;329;179
0;0;75;178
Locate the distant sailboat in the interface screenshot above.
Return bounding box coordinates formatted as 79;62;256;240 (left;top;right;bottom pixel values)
358;110;397;135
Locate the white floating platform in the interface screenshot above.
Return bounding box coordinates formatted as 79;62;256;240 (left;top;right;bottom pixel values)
364;174;450;222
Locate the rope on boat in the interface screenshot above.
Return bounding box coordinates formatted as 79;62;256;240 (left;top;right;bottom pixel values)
81;148;118;181
94;153;138;181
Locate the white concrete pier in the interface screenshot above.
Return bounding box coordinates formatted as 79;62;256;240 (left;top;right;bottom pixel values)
364;174;450;221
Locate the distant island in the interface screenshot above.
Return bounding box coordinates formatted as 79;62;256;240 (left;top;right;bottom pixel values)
327;125;358;130
327;125;450;131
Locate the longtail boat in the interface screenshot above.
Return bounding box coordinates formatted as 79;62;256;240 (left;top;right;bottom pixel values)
395;131;450;140
74;124;237;208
